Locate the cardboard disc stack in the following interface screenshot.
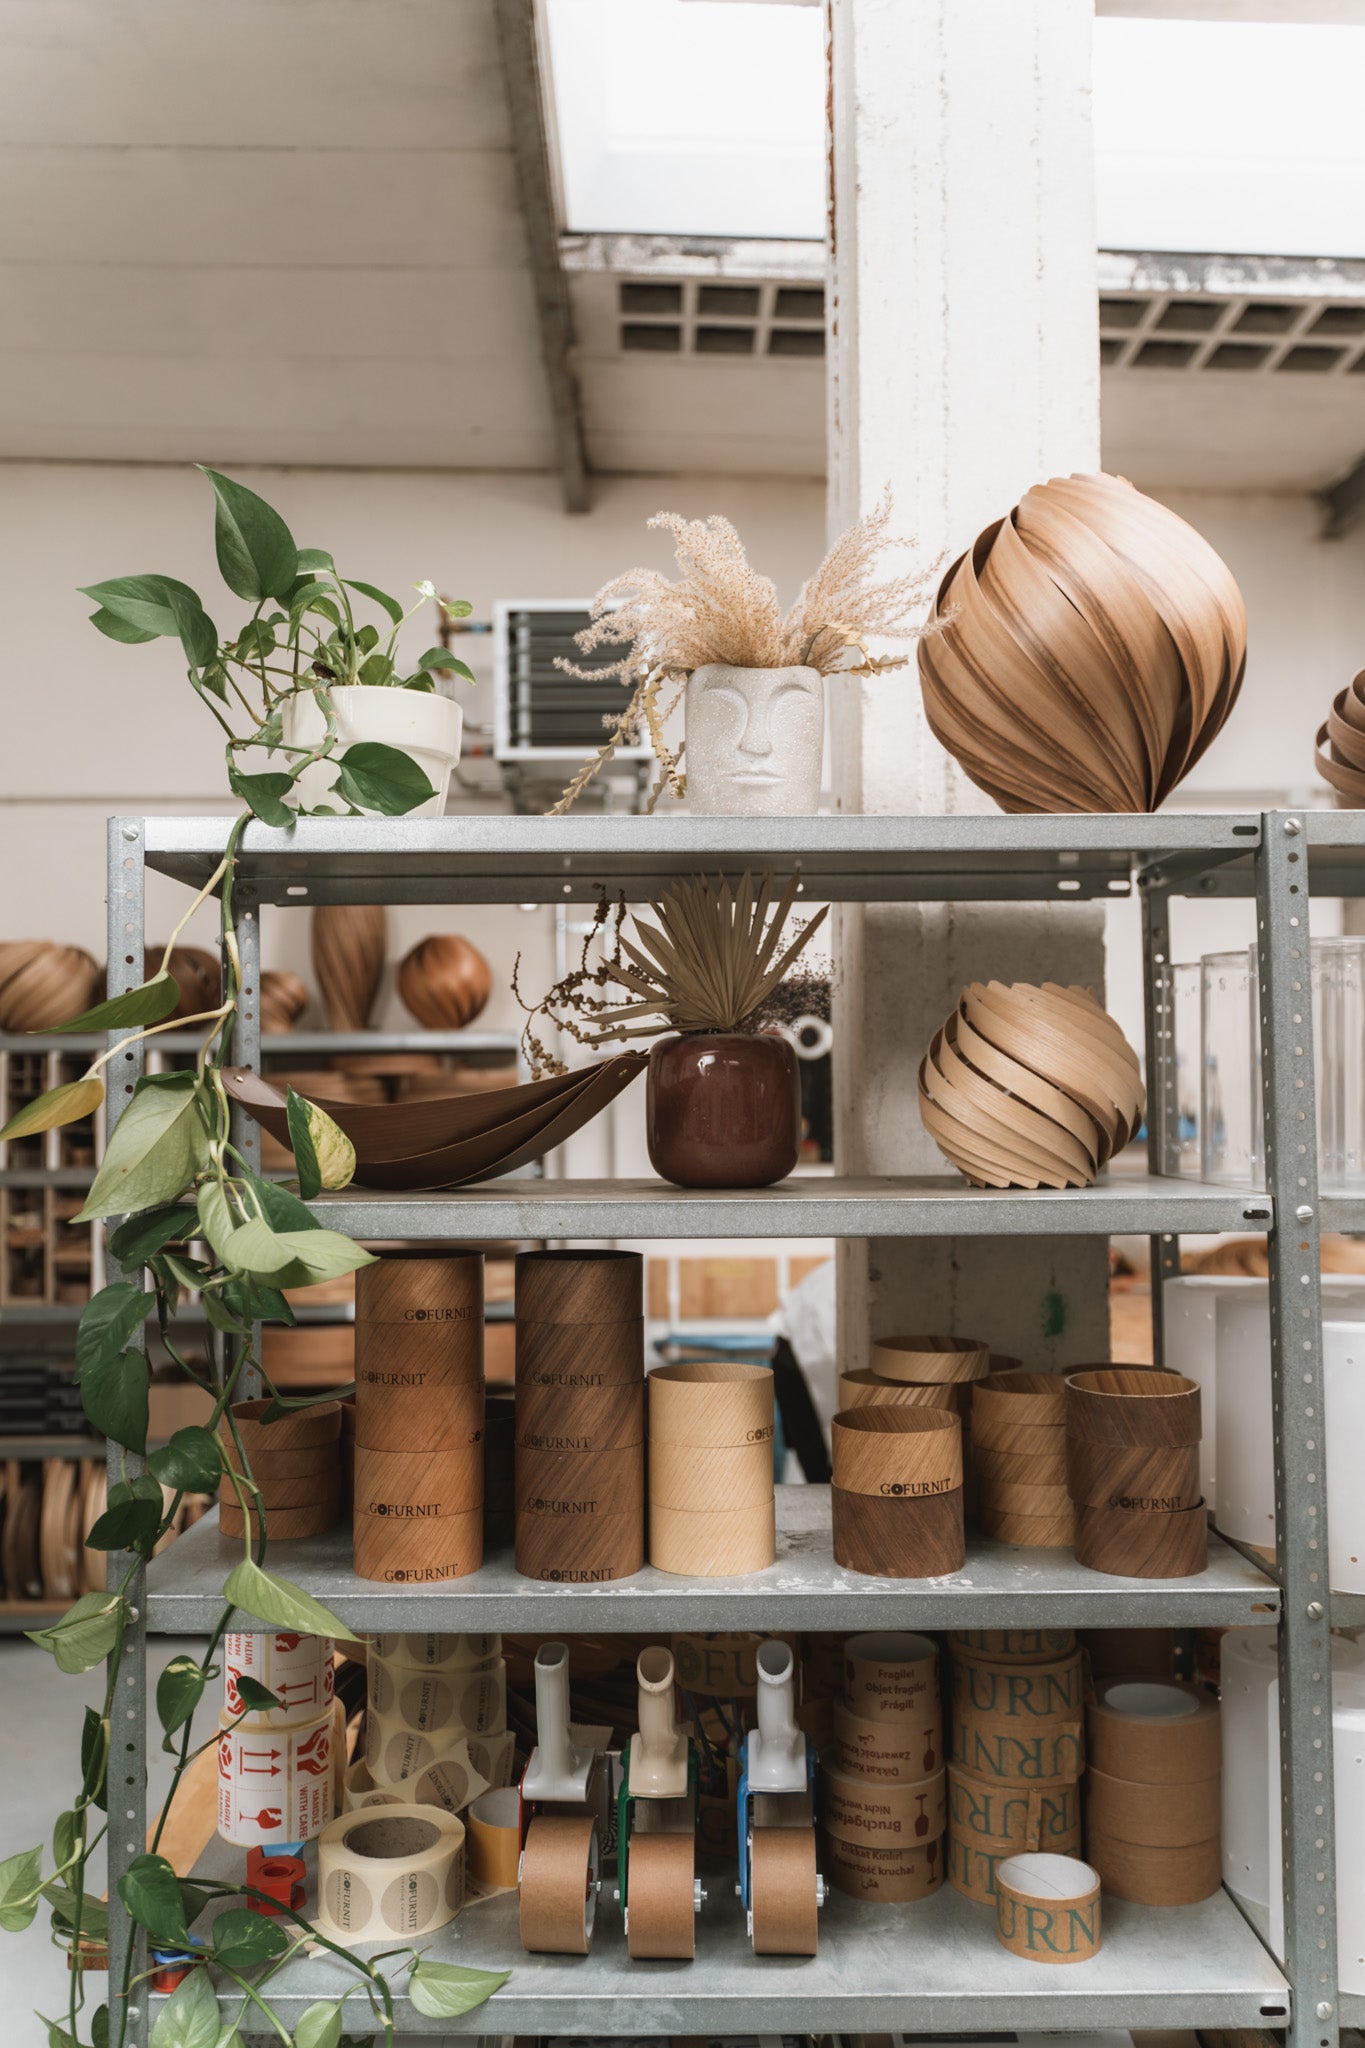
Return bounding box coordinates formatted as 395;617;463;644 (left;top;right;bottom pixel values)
1065;1367;1206;1578
972;1370;1073;1548
515;1251;644;1582
945;1629;1084;1907
822;1631;946;1903
218;1399;343;1541
648;1359;775;1575
352;1254;485;1584
1084;1675;1222;1904
831;1406;965;1578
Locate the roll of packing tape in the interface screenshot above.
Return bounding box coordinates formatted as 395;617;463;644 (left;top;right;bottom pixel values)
749;1827;820;1955
648;1359;775;1448
994;1852;1101;1964
216;1706;334;1847
1086;1825;1221;1904
837;1370;967;1413
871;1335;990;1384
316;1804;465;1940
1085;1764;1220;1848
1087;1676;1222;1783
649;1496;776;1577
368;1654;507;1740
948;1834;1022;1906
833;1697;941;1780
823;1829;943;1902
366;1691;506;1792
370;1633;500;1673
223;1631;334;1728
842;1631;939;1719
623;1831;696;1959
821;1761;946;1847
949;1651;1084;1725
468;1785;522;1889
649;1436;775;1513
947;1768;1082;1853
949;1628;1076;1665
519;1812;600;1954
950;1715;1083;1788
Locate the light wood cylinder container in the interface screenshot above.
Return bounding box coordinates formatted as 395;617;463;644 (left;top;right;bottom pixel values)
648;1360;775;1448
871;1335;990;1384
831;1406;962;1497
838;1371;969;1413
1065;1367;1201;1447
972;1370;1067;1431
649;1436;774;1513
649;1497;777;1577
515;1249;643;1324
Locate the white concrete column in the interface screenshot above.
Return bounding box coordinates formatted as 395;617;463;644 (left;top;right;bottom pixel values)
827;0;1111;1369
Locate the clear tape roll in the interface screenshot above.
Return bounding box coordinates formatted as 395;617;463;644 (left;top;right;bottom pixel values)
316;1804;465;1940
223;1631;333;1729
369;1632;500;1672
216;1706;334;1848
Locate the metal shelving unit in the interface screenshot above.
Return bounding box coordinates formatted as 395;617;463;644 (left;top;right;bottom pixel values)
95;809;1348;2048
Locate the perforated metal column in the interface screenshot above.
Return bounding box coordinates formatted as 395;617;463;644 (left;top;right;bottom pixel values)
1141;878;1181;1367
229;884;262;1402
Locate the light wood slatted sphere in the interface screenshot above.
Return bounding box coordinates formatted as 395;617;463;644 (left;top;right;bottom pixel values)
398;934;492;1029
1316;669;1365;808
917;471;1246;813
918;980;1144;1190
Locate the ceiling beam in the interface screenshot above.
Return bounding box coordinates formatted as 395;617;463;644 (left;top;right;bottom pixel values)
493;0;590;513
1321;452;1365;539
1097;2;1365;18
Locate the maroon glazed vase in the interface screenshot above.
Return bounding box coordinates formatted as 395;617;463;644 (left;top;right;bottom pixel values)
646;1032;802;1188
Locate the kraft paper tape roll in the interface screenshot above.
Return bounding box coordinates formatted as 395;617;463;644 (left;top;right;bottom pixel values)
970;1417;1068;1460
821;1761;946;1847
354;1500;483;1585
316;1804;465;1940
842;1630;939;1718
947;1767;1082;1851
649;1496;777;1577
369;1633;501;1673
977;1504;1076;1549
223;1631;334;1728
833;1698;942;1780
950;1716;1084;1787
672;1631;801;1697
519;1814;601;1954
837;1370;968;1413
831;1406;963;1498
972;1369;1068;1428
218;1497;341;1542
948;1834;1022;1906
871;1334;991;1384
977;1475;1073;1518
515;1319;644;1389
624;1830;695;1959
1065;1435;1202;1510
515;1377;645;1454
356;1250;484;1324
823;1828;943;1902
1073;1496;1209;1578
468;1784;522;1889
1087;1676;1222;1783
648;1359;775;1448
516;1247;643;1324
355;1363;485;1455
950;1650;1084;1725
1065;1367;1201;1446
516;1439;645;1515
367;1654;507;1738
831;1483;965;1579
1085;1763;1220;1848
950;1628;1077;1664
994;1852;1101;1964
1085;1824;1221;1904
648;1436;775;1513
516;1505;645;1583
749;1827;820;1955
216;1706;334;1847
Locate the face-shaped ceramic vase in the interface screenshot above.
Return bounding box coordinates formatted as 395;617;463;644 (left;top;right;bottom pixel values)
685;664;823;816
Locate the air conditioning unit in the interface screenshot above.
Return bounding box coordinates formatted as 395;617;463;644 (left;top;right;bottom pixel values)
492;599;651;765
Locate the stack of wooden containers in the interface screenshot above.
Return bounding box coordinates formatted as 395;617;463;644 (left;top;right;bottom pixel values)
972;1370;1073;1547
945;1628;1085;1905
830;1404;966;1576
648;1359;776;1575
821;1631;946;1902
514;1251;644;1583
1065;1368;1206;1577
352;1252;485;1583
218;1398;342;1541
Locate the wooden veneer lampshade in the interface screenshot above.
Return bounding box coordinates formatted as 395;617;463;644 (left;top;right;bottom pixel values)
918;981;1144;1190
0;942;101;1030
917;470;1246;814
1316;668;1365;809
311;903;387;1030
398;934;492;1029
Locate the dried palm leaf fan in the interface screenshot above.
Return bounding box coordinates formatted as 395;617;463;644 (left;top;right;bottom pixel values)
311;903;387;1030
918;981;1145;1190
398;934;492;1028
917;472;1247;813
1316;668;1365;808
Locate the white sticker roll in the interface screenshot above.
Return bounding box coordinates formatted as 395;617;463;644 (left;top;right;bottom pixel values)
223;1631;333;1728
316;1804;466;1940
467;1727;517;1791
365;1658;507;1783
216;1706;334;1847
356;1733;491;1817
369;1633;500;1672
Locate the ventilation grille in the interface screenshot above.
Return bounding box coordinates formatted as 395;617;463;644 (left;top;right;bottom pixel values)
617;279;825;358
495;604;648;760
1102;292;1365;373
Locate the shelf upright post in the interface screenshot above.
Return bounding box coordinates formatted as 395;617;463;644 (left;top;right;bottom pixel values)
105;818;150;2048
227;878;262;1402
1257;811;1338;2048
1140;872;1181;1366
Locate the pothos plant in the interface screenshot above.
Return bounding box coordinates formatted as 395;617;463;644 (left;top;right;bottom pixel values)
0;471;505;2047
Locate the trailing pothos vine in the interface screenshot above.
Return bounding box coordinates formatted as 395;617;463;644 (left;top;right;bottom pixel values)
0;471;506;2048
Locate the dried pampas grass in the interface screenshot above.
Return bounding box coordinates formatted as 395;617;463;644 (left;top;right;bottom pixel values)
549;492;938;813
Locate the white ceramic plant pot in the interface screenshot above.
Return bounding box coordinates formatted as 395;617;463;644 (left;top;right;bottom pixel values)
281;685;463;818
685;663;823;816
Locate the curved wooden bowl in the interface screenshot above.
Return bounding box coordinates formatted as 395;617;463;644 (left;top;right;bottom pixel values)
917;470;1246;814
1316;671;1365;809
398;934;492;1029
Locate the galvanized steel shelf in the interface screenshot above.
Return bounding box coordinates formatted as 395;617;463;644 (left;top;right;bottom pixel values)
145;1491;1278;1636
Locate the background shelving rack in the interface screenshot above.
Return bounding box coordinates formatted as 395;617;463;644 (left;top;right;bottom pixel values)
96;810;1350;2046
